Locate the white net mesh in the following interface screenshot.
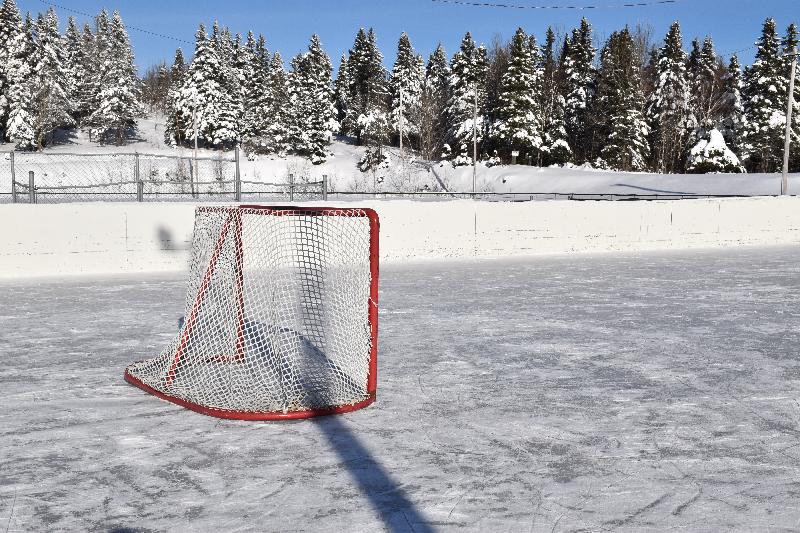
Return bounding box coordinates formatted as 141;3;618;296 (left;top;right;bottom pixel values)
125;206;378;418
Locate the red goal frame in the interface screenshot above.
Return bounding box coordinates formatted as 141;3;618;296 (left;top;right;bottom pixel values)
124;205;380;420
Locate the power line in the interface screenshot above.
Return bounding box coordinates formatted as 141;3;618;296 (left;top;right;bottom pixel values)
718;43;757;58
431;0;684;10
37;0;192;45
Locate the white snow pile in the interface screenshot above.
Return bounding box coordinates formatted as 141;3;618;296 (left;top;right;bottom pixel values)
687;128;746;174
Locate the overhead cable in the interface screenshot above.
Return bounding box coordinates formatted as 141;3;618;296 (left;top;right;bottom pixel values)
431;0;683;10
37;0;192;45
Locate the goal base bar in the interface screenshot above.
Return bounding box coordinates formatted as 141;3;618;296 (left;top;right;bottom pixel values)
124;370;376;421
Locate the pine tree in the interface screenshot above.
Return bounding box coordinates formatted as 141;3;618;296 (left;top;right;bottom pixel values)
446;32;488;165
286;35;338;163
389;32;424;150
333;54;351;135
235;32;260;140
741;18;787;172
175;24;228;147
63;17;84;122
5;11;34;149
646;21;691;173
419;44;450;160
154;64;171;112
689;37;725;127
86;11;143;145
783;23;800;171
86;10;111;123
0;0;23;139
265;51;290;153
484;35;510;160
164;48;187;145
562;18;597;162
209;24;242;146
594;28;650;171
539;27;571;165
33;8;74;148
241;32;269;140
687;127;745;173
492;27;542;163
720;54;745;153
641;46;659;100
344;28;388;145
72;23;96;121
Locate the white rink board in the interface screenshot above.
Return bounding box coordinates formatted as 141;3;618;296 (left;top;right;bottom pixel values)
1;197;800;279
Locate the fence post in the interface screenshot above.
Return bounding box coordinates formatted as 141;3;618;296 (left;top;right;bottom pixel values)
189;158;196;198
322;174;328;201
135;152;143;202
10;151;16;204
234;146;241;202
28;170;35;204
289;173;294;202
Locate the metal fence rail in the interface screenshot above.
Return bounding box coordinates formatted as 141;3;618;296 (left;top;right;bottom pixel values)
324;191;755;202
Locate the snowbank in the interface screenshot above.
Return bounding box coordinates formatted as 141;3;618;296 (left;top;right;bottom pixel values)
4;124;799;197
1;197;799;279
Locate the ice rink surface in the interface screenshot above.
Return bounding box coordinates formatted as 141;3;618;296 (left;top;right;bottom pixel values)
2;245;800;532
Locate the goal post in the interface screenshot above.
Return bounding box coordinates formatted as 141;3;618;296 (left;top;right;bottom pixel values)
125;205;379;420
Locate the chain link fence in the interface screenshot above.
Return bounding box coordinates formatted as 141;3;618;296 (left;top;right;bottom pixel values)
0;149;759;205
2;149;327;204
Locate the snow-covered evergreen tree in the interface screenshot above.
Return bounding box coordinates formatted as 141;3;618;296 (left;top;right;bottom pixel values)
344;28;388;145
241;33;268;140
492;27;542;164
333;54;351;135
0;0;23;139
720;54;745;153
689;37;724;127
539;27;571;166
264;51;290;153
70;23;96;122
286;35;338;163
33;8;74;148
241;36;290;155
86;11;143;144
646;21;691;173
741;18;788;172
63;17;85;122
561;18;596;162
594;28;650;171
5;11;34;149
208;23;241;146
389;33;424;150
446;32;488;166
174;24;228;147
164;48;187;146
419;44;449;159
85;10;111;124
783;23;800;171
687;126;745;173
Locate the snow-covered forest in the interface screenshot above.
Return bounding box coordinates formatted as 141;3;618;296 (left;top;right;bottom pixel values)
0;0;797;174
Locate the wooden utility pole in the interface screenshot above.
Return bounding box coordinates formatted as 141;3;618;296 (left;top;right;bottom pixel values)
782;46;797;195
472;86;478;198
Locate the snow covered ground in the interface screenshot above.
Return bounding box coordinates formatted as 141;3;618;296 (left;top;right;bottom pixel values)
2;246;800;531
2;115;798;197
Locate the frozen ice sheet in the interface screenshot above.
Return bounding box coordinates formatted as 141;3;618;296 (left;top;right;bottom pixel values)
1;246;800;532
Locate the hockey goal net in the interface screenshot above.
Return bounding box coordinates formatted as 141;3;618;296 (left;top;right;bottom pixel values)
125;205;379;420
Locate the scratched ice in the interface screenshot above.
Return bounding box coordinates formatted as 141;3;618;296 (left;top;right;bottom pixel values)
1;245;799;532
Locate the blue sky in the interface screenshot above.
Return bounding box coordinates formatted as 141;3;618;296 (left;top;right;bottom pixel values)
18;0;800;73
